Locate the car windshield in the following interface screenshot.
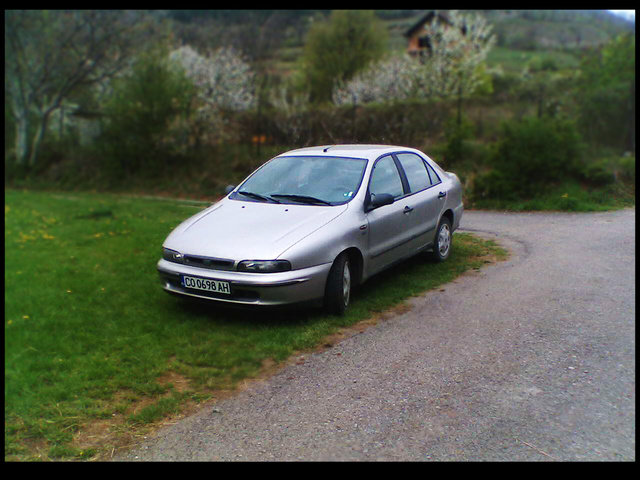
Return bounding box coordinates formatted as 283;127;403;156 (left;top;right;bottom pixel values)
234;156;367;205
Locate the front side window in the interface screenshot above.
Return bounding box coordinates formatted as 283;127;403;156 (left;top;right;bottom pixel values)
369;155;404;199
234;156;367;205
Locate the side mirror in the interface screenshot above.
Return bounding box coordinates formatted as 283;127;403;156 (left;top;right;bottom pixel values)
224;185;236;195
368;193;394;210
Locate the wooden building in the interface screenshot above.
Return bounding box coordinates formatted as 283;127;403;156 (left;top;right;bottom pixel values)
404;10;455;58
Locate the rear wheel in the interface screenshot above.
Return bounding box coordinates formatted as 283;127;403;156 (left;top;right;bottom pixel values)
429;217;452;262
324;253;351;315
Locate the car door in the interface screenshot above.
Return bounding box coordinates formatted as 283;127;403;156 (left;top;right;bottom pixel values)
365;155;415;275
395;152;445;251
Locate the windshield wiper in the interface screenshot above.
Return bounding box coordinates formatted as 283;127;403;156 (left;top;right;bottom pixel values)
237;190;280;203
271;194;333;206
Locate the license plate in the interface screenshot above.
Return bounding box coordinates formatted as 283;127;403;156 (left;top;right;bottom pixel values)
181;275;231;295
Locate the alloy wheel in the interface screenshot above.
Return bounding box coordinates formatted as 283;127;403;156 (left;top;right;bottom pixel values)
342;261;351;307
438;224;451;257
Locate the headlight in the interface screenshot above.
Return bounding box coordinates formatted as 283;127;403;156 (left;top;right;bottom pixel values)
163;248;184;264
237;260;291;273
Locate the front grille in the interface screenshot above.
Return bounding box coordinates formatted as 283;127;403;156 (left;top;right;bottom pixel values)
183;255;235;271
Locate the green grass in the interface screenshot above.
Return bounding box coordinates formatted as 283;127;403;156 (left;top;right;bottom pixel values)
468;182;635;212
486;46;580;73
5;188;507;461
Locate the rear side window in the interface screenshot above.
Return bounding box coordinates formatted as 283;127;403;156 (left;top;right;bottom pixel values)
396;153;430;192
424;161;441;186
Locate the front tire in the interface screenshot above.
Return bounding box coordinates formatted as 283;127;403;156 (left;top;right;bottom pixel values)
324;253;351;315
429;217;452;262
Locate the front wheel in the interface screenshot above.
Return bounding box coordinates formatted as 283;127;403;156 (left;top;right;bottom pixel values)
429;217;452;262
324;253;351;315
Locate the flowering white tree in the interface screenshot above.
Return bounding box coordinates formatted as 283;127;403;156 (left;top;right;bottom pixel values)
269;81;310;145
415;10;496;99
332;10;495;106
332;55;419;106
169;45;255;122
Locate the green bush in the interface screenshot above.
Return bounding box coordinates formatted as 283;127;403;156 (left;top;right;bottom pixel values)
302;10;387;103
472;169;520;201
489;69;524;101
582;159;616;186
526;55;559;72
442;115;475;166
473;116;585;200
614;155;635;185
96;50;194;180
580;155;635;188
577;33;635;152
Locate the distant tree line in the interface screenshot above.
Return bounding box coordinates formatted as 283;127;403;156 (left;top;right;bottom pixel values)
4;9;635;201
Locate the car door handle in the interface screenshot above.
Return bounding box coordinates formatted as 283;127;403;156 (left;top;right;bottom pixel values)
438;191;447;198
403;206;414;214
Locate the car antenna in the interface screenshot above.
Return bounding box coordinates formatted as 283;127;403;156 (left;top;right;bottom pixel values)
323;145;335;152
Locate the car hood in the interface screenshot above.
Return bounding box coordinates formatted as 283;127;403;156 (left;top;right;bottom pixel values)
164;199;349;260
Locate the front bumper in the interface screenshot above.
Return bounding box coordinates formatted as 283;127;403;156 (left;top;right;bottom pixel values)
157;259;332;306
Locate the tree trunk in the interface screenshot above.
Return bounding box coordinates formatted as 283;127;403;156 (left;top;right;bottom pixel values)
14;114;30;166
27;110;54;168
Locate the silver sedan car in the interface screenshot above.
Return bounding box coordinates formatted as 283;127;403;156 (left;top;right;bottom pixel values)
157;145;463;314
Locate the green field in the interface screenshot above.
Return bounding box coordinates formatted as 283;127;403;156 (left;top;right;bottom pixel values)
5;189;507;461
485;46;580;72
466;181;636;212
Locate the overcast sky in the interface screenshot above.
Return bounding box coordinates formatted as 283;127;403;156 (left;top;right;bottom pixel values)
608;9;635;20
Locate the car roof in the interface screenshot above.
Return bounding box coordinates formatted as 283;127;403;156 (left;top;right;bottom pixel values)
277;144;421;161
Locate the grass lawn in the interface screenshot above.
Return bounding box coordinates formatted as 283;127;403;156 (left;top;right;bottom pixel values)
5;188;507;461
467;182;635;212
486;46;580;72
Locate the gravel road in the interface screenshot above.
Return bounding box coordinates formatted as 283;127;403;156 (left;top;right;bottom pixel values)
116;208;635;461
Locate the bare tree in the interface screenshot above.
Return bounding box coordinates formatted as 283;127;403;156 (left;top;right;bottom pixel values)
5;10;158;167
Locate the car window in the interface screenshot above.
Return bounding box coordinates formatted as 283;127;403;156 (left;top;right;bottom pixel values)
396;153;431;192
369;155;404;199
236;156;367;205
424;161;441;186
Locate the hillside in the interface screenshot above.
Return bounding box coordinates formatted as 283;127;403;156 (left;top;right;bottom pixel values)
383;10;634;67
482;10;634;49
165;9;634;78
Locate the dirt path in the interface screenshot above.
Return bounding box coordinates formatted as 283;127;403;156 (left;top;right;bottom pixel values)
116;208;635;461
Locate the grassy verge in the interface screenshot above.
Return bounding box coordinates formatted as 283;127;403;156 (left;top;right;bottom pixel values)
467;182;635;212
5;188;507;461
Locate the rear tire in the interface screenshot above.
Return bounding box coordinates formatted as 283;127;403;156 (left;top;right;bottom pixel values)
429;217;452;262
324;253;351;316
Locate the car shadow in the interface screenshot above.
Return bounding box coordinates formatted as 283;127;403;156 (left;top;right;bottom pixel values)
171;295;324;327
168;251;440;327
